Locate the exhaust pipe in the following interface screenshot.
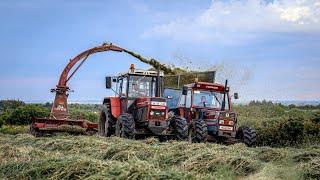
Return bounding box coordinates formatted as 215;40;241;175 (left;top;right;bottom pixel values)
221;79;228;111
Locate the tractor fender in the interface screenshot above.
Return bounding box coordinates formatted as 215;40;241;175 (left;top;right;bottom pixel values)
103;97;121;119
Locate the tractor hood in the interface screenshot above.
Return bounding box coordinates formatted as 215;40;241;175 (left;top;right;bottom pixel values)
196;108;236;121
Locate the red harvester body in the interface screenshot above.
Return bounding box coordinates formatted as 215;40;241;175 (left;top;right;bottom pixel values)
30;43;126;136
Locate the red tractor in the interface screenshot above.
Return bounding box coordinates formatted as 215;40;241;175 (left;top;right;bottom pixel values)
99;65;188;140
164;79;257;146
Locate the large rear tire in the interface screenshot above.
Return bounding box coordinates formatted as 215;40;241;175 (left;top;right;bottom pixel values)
236;126;257;147
189;119;208;143
172;116;188;141
116;113;135;139
99;104;115;137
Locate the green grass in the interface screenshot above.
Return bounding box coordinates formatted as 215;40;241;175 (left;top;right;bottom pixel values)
0;134;319;179
0;101;319;179
0;125;29;135
234;105;320;146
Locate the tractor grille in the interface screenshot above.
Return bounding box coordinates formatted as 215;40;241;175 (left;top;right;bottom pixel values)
219;112;236;120
218;112;236;132
149;109;166;120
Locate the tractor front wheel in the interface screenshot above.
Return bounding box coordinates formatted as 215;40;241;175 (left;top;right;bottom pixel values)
116;113;135;139
189;119;208;143
99;104;115;137
236;126;257;147
172;116;188;141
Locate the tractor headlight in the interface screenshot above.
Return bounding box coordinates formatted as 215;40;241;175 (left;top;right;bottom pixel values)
219;120;224;124
150;111;155;116
228;121;234;125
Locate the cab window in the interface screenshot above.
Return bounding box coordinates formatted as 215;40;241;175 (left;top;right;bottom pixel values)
179;95;186;107
128;76;156;98
120;77;127;96
185;90;192;107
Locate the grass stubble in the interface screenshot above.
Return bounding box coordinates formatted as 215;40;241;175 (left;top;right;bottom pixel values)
0;133;319;180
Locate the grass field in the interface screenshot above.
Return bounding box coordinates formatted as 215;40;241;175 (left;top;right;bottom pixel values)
0;133;319;179
0;101;319;179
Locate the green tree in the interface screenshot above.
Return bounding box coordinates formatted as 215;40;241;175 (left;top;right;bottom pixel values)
0;100;25;111
0;115;4;128
6;105;50;125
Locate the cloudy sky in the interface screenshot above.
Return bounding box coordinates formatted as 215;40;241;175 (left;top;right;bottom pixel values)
0;0;319;102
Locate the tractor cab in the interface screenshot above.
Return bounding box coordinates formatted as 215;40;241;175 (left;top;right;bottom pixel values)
108;64;164;98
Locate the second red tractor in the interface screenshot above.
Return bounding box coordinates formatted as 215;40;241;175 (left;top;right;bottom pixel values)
164;79;257;146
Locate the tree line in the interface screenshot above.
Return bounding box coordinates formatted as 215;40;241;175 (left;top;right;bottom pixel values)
0;100;100;127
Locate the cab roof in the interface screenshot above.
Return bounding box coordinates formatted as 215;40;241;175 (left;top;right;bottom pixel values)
186;82;226;92
119;69;164;77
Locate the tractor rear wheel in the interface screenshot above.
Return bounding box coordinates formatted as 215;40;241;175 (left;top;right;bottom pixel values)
99;104;115;137
236;126;257;147
172;116;188;140
189;119;208;143
116;113;135;139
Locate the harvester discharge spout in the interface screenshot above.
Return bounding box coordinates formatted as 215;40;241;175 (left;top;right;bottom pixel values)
51;43;124;120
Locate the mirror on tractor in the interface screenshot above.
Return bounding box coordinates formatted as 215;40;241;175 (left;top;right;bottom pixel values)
105;76;112;89
182;86;188;95
234;92;239;99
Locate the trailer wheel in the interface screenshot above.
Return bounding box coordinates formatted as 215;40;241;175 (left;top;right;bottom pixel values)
172;116;188;140
116;113;135;139
236;126;257;147
99;104;115;137
189;119;208;143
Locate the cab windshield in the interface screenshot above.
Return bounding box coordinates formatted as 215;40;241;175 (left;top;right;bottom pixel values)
193;90;224;109
128;75;156;97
